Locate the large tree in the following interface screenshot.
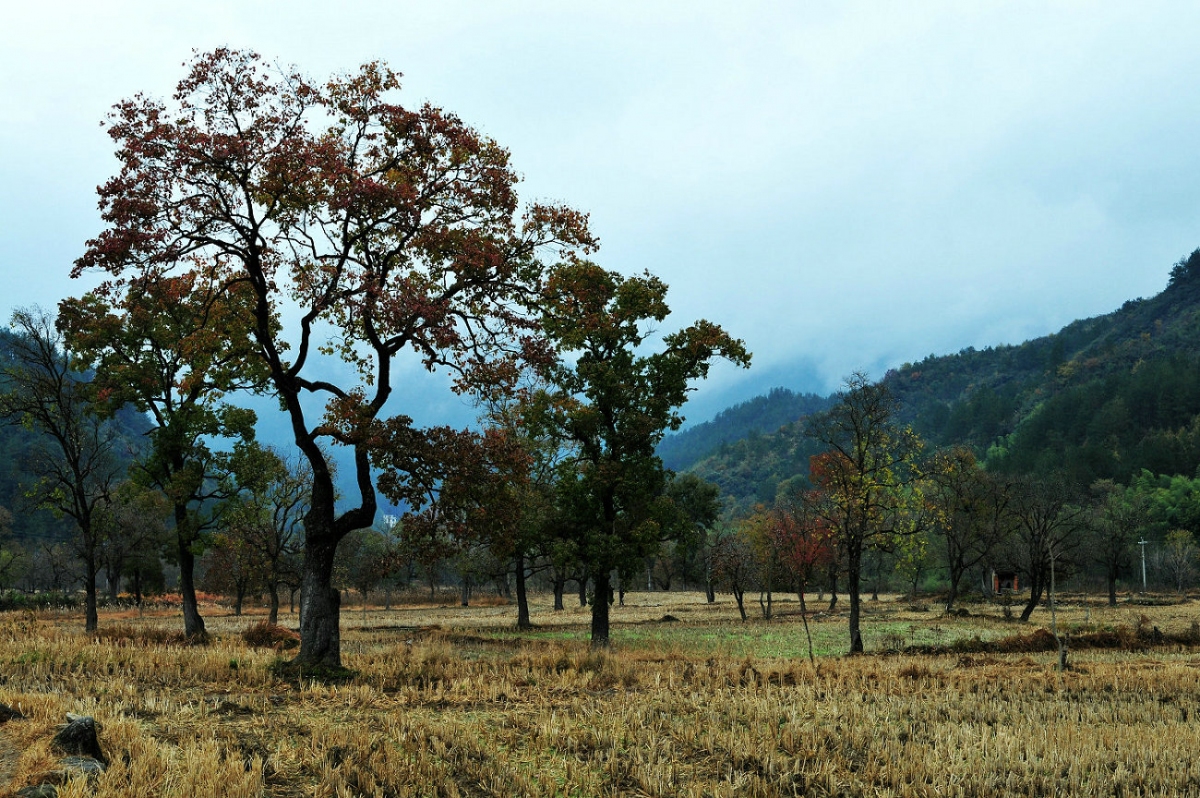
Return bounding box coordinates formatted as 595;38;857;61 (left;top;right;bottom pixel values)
75;49;592;667
532;261;749;646
805;373;923;654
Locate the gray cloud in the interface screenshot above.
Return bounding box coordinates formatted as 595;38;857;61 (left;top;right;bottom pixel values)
2;1;1197;426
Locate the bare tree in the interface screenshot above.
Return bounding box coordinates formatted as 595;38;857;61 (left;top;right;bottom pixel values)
22;541;79;593
0;309;130;630
711;527;756;621
1008;479;1087;623
1089;480;1150;605
1160;529;1197;593
925;448;1013;613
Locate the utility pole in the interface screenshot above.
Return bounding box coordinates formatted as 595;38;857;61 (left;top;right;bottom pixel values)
1139;538;1149;593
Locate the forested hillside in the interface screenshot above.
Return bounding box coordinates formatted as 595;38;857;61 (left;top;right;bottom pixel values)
692;251;1200;510
657;388;831;471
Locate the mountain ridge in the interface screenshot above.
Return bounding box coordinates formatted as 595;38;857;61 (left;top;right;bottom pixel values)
681;251;1200;510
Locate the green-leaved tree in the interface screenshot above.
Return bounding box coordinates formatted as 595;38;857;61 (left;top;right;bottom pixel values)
531;261;749;646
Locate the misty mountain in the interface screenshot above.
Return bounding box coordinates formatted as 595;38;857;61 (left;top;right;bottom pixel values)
657;388;833;472
688;250;1200;510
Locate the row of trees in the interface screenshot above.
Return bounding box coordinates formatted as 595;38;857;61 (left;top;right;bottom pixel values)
0;307;316;628
701;373;1200;655
9;294;1198;661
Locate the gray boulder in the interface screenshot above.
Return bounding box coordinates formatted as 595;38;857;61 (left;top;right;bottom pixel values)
0;702;24;723
51;714;106;765
16;785;57;798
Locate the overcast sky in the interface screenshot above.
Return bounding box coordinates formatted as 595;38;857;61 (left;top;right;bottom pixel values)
3;1;1199;426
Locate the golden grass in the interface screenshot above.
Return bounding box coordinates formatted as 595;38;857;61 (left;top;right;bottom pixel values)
0;593;1198;796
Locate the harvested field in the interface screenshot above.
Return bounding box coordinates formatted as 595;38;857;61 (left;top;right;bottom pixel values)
1;591;1198;796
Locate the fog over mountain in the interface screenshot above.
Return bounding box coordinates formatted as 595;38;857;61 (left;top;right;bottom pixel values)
4;3;1198;430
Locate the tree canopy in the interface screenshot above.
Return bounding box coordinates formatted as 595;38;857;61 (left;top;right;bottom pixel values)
531;260;749;646
74;48;593;667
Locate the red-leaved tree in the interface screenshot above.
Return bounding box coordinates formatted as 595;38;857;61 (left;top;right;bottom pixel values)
771;498;835;667
75;49;593;667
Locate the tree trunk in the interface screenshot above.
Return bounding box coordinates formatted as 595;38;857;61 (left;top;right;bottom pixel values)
84;553;99;633
553;576;565;611
944;581;960;615
705;579;716;604
799;587;815;669
106;563;120;602
759;589;773;620
234;579;246;616
946;554;966;613
827;571;838;612
590;572;611;647
295;537;343;668
268;582;280;625
460;576;470;607
578;577;588;607
1049;553;1067;671
515;553;532;630
847;546;863;654
1108;564;1118;607
734;587;747;621
176;511;206;638
1020;575;1044;622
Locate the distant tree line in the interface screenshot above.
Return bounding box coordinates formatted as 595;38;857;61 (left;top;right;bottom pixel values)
703;373;1200;654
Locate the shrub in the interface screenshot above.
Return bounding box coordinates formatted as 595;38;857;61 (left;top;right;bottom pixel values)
242;622;300;650
0;590;79;611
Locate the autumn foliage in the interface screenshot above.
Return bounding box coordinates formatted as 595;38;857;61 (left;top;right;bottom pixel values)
73;48;594;666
